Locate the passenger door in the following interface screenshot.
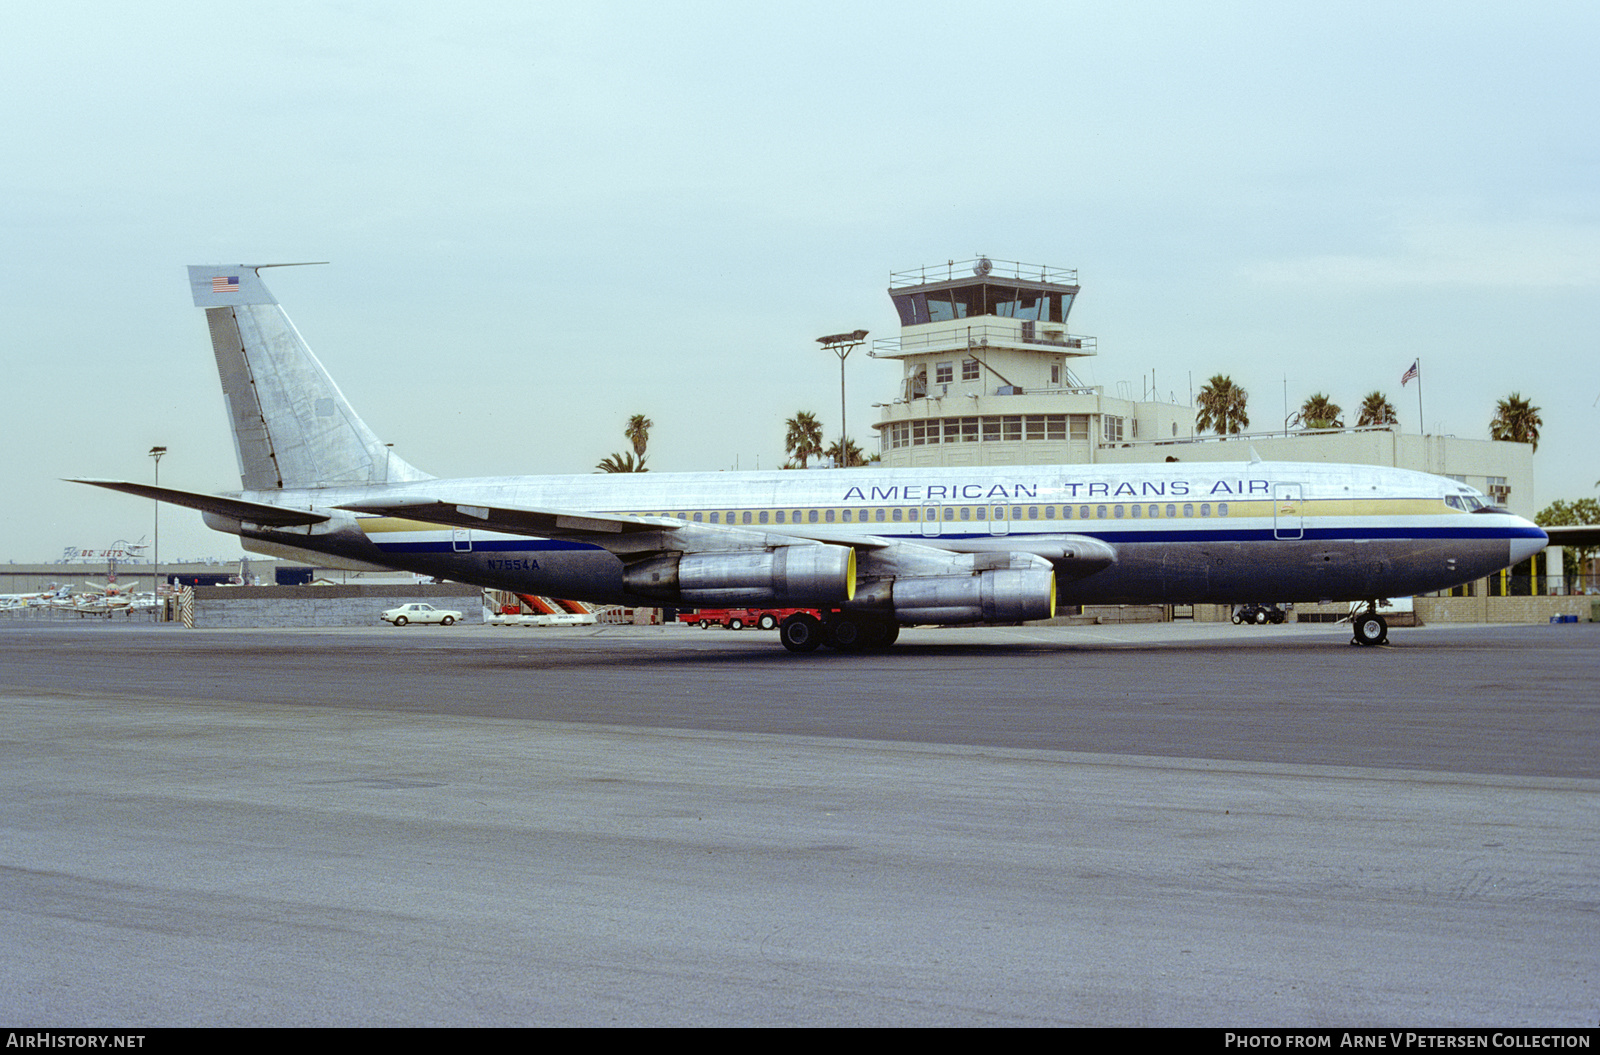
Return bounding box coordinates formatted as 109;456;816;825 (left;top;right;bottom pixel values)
1273;484;1303;540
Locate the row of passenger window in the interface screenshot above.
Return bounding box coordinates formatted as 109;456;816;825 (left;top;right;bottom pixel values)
633;503;1232;525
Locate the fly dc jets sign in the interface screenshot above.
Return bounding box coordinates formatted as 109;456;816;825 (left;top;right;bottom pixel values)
839;477;1276;503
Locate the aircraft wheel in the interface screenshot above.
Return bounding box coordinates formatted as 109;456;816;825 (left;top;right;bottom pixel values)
758;614;777;630
1353;613;1387;646
779;612;823;653
441;616;455;626
393;616;407;626
729;618;744;631
858;619;900;650
823;615;864;651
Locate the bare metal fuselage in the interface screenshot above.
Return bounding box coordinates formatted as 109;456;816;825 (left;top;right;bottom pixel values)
208;460;1542;611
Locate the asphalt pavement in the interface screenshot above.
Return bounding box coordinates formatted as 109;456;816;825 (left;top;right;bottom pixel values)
1;621;1594;1025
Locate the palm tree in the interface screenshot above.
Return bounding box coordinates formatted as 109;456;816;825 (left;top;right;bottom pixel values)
1537;498;1600;592
784;411;825;469
625;414;652;459
1490;393;1542;452
595;451;647;473
1357;391;1398;427
1299;393;1343;430
825;437;865;468
1195;375;1249;436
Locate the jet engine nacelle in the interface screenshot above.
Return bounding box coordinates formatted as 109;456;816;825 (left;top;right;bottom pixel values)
889;566;1057;624
624;545;856;607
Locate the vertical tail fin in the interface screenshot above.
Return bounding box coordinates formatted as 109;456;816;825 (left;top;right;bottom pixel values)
188;265;431;490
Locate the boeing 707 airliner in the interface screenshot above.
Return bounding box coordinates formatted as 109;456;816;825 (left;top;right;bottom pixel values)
73;265;1548;652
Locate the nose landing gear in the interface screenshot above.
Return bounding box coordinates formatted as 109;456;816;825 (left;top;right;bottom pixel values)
1350;604;1389;647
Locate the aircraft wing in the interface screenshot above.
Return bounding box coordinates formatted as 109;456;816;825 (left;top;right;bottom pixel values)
339;496;677;538
336;496;900;557
336;497;1111;584
1543;525;1600;547
68;480;331;527
337;496;876;560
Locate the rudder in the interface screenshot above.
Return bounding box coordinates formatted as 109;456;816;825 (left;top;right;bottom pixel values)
187;265;431;491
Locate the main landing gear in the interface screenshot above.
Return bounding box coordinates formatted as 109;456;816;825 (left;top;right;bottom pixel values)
1350;603;1389;647
778;610;901;654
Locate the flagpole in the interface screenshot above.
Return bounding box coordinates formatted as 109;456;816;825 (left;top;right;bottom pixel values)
1402;358;1423;434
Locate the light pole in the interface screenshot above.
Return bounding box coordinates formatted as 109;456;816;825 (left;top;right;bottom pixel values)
817;330;868;466
149;446;165;616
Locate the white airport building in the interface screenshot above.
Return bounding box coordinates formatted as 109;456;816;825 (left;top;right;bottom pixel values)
869;257;1554;603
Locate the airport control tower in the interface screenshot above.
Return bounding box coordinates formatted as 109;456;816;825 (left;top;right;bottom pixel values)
871;256;1190;467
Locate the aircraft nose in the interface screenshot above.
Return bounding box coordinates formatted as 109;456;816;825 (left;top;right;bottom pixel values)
1508;520;1548;566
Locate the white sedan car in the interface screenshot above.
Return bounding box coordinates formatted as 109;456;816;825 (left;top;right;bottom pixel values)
381;602;465;627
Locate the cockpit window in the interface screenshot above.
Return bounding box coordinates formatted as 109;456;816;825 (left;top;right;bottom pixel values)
1445;495;1462;510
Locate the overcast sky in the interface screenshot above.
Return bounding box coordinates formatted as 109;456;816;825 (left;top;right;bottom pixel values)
5;1;1597;562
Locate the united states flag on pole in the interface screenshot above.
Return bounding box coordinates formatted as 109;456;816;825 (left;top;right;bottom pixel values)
1401;359;1419;386
212;276;240;293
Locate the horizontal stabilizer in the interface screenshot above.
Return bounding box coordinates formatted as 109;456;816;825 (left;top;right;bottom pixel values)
67;479;330;527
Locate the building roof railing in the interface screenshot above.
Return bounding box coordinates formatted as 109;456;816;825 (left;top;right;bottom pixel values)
882;383;1107;406
1098;423;1402;450
889;258;1078;289
870;325;1096;359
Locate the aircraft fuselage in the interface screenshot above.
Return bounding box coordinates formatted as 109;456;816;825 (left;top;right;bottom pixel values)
208;460;1542;610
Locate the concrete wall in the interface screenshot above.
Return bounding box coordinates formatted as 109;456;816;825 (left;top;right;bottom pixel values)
1193;597;1595;625
191;584;482;628
1415;594;1596;624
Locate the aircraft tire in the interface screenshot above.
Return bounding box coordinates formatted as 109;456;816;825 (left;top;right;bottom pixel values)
823;615;862;651
779;612;823;653
858;619;899;650
1353;613;1387;646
